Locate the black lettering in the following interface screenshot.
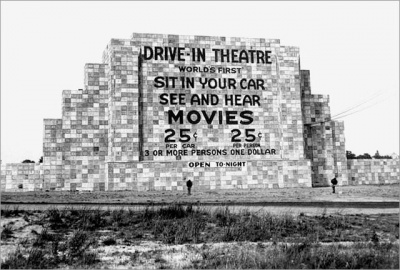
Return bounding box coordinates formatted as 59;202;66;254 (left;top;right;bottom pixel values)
253;95;260;106
167;47;177;60
198;78;207;89
196;48;206;62
231;49;239;63
191;94;200;105
240;79;247;89
248;50;256;63
154;46;163;60
218;110;223;124
168;110;183;124
225;95;233;106
256;51;265;64
240;111;254;125
212;49;220;62
220;49;229;62
178;47;185;61
228;79;236;89
209;78;217;89
239;50;249;63
154;76;165;88
226;111;238;124
187;111;201;124
202;110;217;124
143;46;153;60
159;93;168;105
266;51;272;64
257;79;265;90
186;77;194;88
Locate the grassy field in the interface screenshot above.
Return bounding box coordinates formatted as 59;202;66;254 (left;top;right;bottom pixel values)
1;204;399;269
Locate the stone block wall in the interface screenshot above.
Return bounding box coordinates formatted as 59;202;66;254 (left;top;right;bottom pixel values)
1;163;43;191
347;159;399;185
2;33;397;192
60;64;109;191
107;159;312;191
301;70;348;186
125;34;305;163
43;119;63;190
331;121;348;185
99;33;313;190
103;39;141;163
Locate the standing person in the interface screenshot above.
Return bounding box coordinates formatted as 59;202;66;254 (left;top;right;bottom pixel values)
331;174;338;193
186;178;193;195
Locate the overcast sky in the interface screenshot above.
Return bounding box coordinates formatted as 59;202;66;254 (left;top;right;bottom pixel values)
1;1;399;163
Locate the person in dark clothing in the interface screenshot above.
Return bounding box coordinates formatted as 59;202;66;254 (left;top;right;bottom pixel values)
186;178;193;195
331;175;338;193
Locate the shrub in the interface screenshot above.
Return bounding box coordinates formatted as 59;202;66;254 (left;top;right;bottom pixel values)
46;207;66;229
25;248;51;269
317;214;351;230
217;212;299;242
143;203;205;222
1;248;56;269
1;225;13;240
192;242;399;269
1;206;23;218
77;208;104;230
158;204;187;219
103;237;116;246
67;230;89;258
77;251;99;266
110;208;128;226
153;215;206;244
1;248;26;269
213;206;236;226
33;228;53;247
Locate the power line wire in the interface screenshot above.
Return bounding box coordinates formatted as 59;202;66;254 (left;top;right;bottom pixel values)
332;95;392;120
331;90;386;118
304;91;395;126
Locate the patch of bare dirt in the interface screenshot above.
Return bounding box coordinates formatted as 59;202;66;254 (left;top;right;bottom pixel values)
2;184;399;205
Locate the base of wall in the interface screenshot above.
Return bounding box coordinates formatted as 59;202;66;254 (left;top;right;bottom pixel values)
2;159;399;192
104;159;312;191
